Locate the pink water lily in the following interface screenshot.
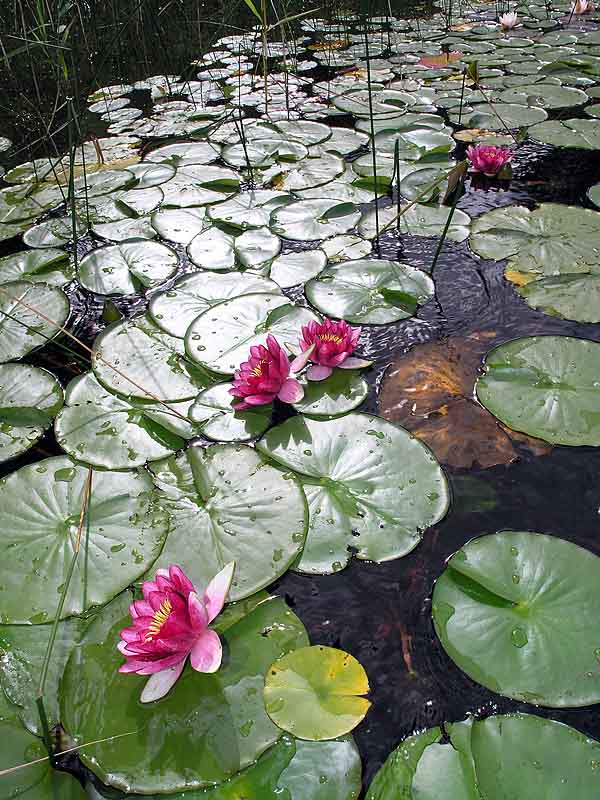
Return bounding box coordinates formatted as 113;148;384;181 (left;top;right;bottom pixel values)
499;11;518;28
291;318;372;381
229;333;304;410
118;562;235;703
467;144;513;177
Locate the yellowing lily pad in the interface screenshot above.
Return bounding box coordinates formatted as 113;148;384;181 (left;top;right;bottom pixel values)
264;645;371;741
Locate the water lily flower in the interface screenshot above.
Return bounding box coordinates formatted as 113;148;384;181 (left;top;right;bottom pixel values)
571;0;593;13
291;318;372;381
466;144;513;177
229;333;304;410
499;11;518;28
118;562;235;703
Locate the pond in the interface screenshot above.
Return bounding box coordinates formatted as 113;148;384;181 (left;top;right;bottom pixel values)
1;0;600;797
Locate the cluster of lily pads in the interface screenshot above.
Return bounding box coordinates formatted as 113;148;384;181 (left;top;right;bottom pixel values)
2;0;600;796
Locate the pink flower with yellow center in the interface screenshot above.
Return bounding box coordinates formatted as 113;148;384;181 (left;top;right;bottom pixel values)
229;333;304;410
467;144;513;177
291;318;372;381
118;562;234;703
499;11;518;29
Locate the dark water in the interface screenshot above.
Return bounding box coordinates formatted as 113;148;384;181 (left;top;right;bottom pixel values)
3;12;600;798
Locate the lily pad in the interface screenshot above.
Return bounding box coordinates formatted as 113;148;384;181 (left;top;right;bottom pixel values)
78;241;179;295
60;596;309;794
279;153;346;191
529;118;600;148
305;259;434;324
476;335;600;446
469;203;600;275
517;273;600;324
189;382;271;441
359;204;471;242
187;227;236;271
93;315;213;402
207;190;292;230
433;531;600;707
292;370;369;418
150;271;280;337
0;281;70;363
151;207;208;244
0;718;87;799
149;444;307;599
55;372;197;468
588;182;600;209
22;216;88;249
451;102;547;129
256;413;449;574
268;249;328;288
264;646;370;740
0;364;63;463
0;455;168;623
366;714;600;800
185;293;318;375
271;199;361;241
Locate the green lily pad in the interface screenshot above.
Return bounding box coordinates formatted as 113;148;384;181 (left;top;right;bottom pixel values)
529;118;600;148
366;714;600;800
433;531;600;707
149;444;307;600
279;153;346;192
187;227;236;271
271;199;361;241
292;370;369;418
78;241;179;295
0;455;168;623
0;718;87;799
92;216;157;241
144;140;221;166
60;596;309;794
151;207;208;244
22;216;88;249
517;273;600;323
305;259;434;324
0;281;70;363
450;102;547;129
128;161;176;187
55;372;197;468
0;249;73;286
476;335;600;446
264;645;371;740
72;168;135;198
469;203;600;275
496;82;588;109
92;314;214;401
185;293;318;375
150;271;280;338
256;413;449;574
222;138;308;168
269;249;328;288
359;204;471;242
189;382;271;441
87;733;361;800
0;364;63;463
207;190;292;230
0;616;85;734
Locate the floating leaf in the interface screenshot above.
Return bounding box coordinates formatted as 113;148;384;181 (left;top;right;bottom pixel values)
78;241;178;295
476;335;600;446
150;271;280;337
359;204;471;242
529;118;600;148
271;199;361;241
0;364;63;463
433;531;600;706
366;714;600;800
0;456;167;623
264;646;370;740
0;281;70;363
305;259;434;324
268;249;327;288
151;207;208;244
256;413;449;574
292;370;369;418
60;597;309;794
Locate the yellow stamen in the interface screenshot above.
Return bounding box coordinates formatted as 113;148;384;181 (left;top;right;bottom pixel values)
251;359;266;377
318;333;343;344
145;598;173;641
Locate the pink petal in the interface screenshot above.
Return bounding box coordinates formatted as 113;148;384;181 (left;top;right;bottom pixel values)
337;357;372;369
307;365;333;381
190;629;222;673
188;591;209;630
290;343;315;373
140;660;186;703
277;378;304;403
203;561;235;623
